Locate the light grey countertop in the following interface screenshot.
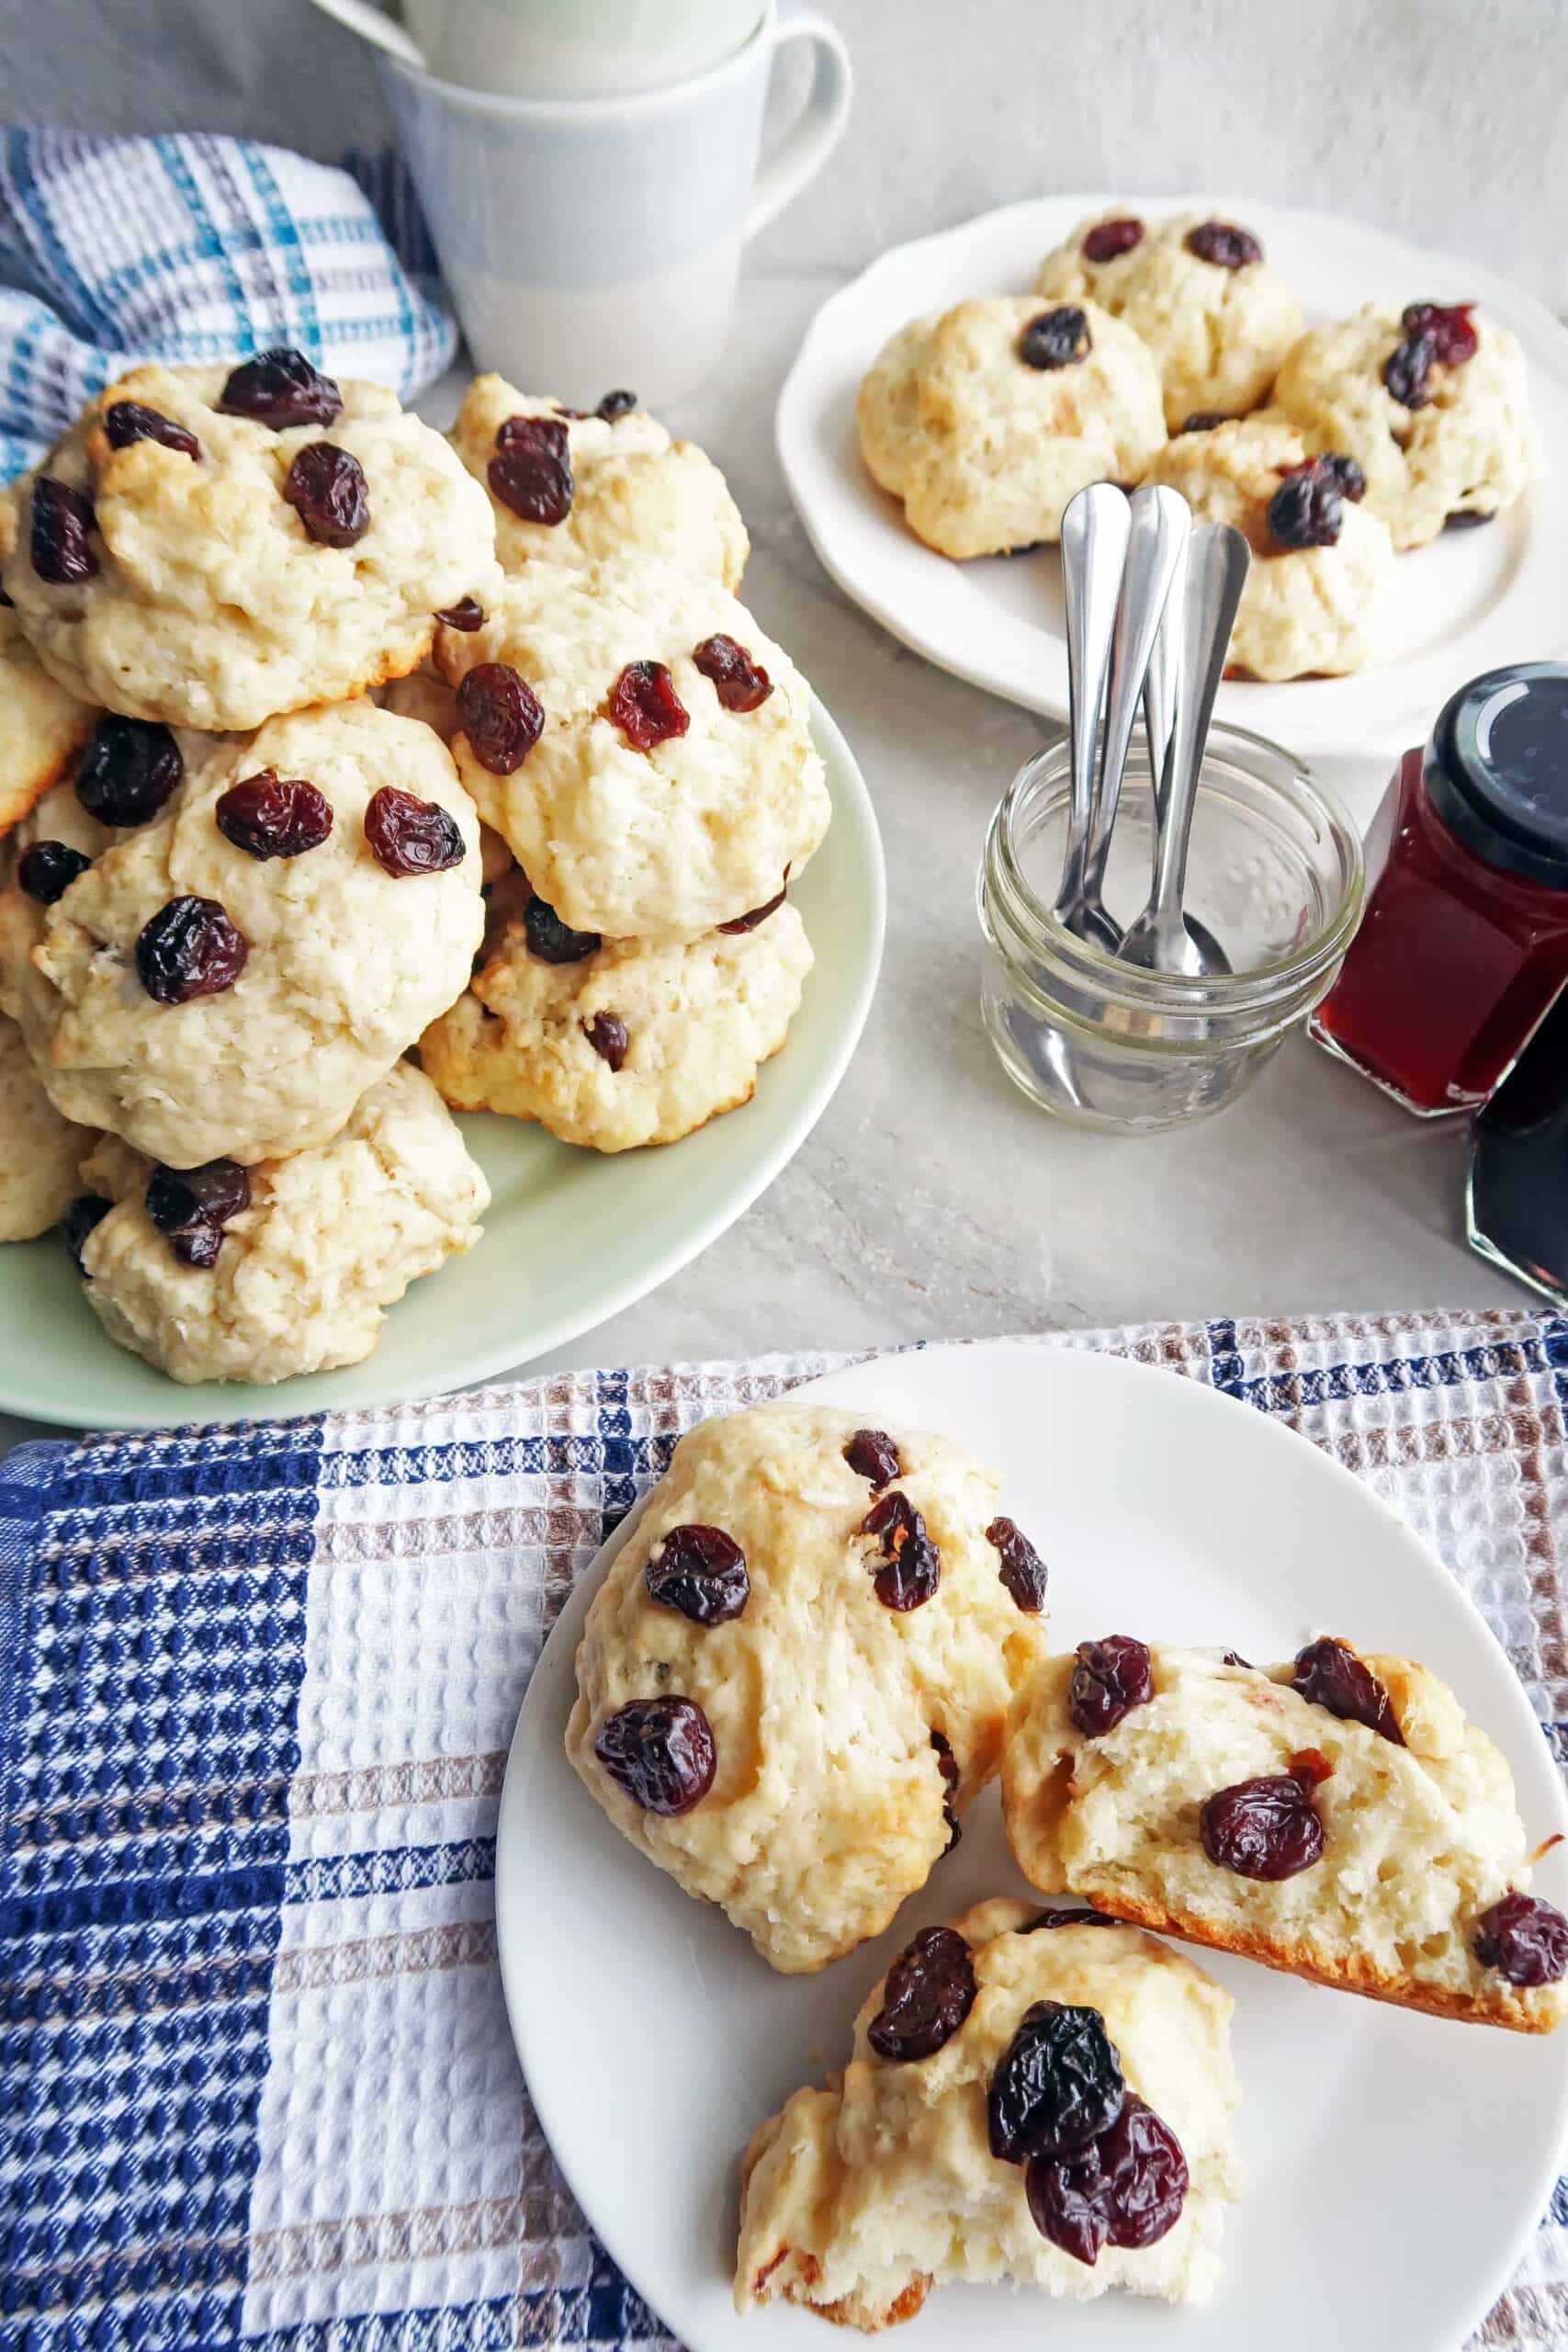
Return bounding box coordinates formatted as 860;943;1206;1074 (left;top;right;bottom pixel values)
0;266;1529;1456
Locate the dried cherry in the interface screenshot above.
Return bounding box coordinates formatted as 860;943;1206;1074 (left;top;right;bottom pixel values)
1068;1637;1153;1736
1185;220;1262;268
489;414;574;525
986;1516;1048;1612
1083;217;1144;264
62;1193;111;1271
30;478;97;583
220;347;343;428
104;401;201;459
456;662;545;774
1025;2093;1188;2266
582;1012;629;1070
365;786;465;876
644;1524;750;1623
861;1489;942;1611
1474;1892;1568;1986
1200;1767;1325;1880
76;717;182;828
867;1926;976;2061
988;1999;1125;2163
524;897;600;964
282;443;370;547
1020;307;1091;370
843;1428;900;1487
692;634;773;712
435;595;485;630
1291;1636;1404;1744
217;770;333;860
607;661;690;750
17;841;91;904
135;897;249;1003
593;1695;716;1815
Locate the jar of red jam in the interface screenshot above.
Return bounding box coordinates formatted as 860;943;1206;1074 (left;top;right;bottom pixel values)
1312;664;1568;1114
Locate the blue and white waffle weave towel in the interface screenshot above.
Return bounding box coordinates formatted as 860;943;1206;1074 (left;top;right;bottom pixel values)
3;1310;1568;2350
0;128;457;481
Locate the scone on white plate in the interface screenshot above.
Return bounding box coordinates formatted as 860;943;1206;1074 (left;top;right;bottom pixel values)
1035;209;1303;431
1002;1636;1568;2030
73;1061;486;1385
0;355;501;729
0;597;99;840
1272;300;1537;549
736;1896;1241;2326
0;1012;93;1242
420;886;813;1152
1144;415;1396;679
435;554;829;941
449;373;748;587
566;1402;1051;1972
856;297;1165;558
1;699;482;1169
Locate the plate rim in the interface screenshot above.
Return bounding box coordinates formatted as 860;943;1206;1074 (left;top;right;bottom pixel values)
494;1339;1568;2352
0;694;885;1431
775;189;1568;761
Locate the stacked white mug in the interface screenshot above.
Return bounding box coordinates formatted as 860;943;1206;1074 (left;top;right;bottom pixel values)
310;0;852;405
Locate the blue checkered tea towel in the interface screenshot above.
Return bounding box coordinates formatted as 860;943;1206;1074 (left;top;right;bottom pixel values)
0;128;457;480
3;1310;1568;2349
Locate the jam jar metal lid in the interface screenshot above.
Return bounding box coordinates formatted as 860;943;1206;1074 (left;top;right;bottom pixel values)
1427;663;1568;890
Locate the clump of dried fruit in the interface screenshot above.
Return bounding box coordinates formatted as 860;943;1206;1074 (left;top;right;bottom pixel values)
456;662;545;775
135;897;249;1004
220;347;343;428
1068;1637;1153;1736
364;786;465;876
868;1926;976;2061
76;718;183;828
986;1516;1048;1612
594;1696;716;1815
644;1524;749;1623
1020;307;1091;370
217;771;333;860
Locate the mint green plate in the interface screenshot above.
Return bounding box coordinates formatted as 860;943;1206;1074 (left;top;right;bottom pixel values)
4;700;883;1430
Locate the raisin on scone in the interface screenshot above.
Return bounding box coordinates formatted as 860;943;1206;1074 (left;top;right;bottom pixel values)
1143;415;1396;679
435;554;829;942
0;700;483;1168
857;296;1165;558
566;1403;1050;1972
0;1013;95;1243
420;883;813;1152
1035;209;1303;431
1272;301;1537;548
736;1897;1241;2325
449;373;748;587
0;356;501;729
73;1063;487;1385
1002;1639;1568;2030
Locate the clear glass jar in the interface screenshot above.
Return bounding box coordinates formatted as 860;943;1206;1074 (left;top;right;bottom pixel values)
977;723;1363;1134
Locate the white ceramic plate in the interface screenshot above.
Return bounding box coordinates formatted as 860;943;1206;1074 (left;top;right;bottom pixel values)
496;1341;1568;2352
775;193;1568;761
0;699;882;1430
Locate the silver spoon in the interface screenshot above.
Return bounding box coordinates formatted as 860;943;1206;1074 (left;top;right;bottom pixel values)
1134;546;1230;978
1118;520;1250;978
1077;485;1191;943
1053;483;1131;953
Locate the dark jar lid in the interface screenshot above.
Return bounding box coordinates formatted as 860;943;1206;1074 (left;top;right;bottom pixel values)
1427;663;1568;891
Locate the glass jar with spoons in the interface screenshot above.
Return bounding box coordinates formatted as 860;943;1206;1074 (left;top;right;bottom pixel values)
977;481;1364;1133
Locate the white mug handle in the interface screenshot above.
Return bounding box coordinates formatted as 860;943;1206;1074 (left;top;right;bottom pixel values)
744;1;852;242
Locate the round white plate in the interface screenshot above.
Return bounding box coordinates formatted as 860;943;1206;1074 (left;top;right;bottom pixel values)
776;193;1568;761
0;699;882;1430
496;1341;1568;2352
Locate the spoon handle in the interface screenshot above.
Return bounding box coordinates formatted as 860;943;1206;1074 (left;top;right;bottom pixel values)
1141;550;1188;824
1150;522;1250;924
1056;485;1130;911
1084;485;1190;899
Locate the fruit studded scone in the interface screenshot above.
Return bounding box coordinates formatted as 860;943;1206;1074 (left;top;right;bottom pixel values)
1272;301;1536;548
71;1062;486;1385
1;700;482;1168
421;886;813;1152
857;298;1164;558
0;1013;92;1243
1144;417;1396;679
1002;1637;1568;2030
435;554;829;940
0;592;99;839
567;1403;1051;1972
0;352;500;729
449;374;748;587
1035;211;1303;432
736;1897;1241;2325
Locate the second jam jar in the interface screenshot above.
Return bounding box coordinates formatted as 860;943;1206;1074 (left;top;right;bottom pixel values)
1312;663;1568;1114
